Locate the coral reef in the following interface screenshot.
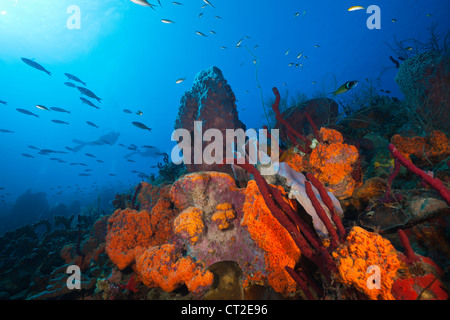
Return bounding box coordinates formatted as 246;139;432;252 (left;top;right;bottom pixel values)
27;264;97;300
271;86;362;200
1;63;449;301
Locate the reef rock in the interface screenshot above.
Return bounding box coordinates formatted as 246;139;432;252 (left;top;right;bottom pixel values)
174;66;246;175
390;130;450;165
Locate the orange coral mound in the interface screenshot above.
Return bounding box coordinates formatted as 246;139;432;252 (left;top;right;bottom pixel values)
137;182;163;212
390;130;450;162
148;185;178;245
212;202;236;230
241;180;301;295
173;206;205;243
332;226;401;300
281;149;310;173
105;208;154;270
135;243;213;296
309;127;360;199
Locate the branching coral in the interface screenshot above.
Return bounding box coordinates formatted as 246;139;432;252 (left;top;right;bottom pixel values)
388;143;450;205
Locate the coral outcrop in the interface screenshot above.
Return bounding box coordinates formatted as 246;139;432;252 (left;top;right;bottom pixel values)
174;66;246;175
105;208;154;270
390;130;450;164
395;51;450;132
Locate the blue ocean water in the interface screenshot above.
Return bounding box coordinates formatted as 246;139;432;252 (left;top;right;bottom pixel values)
0;0;448;230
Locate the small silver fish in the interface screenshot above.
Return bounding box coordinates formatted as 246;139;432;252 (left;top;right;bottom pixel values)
36;105;50;111
132;121;152;132
131;0;157;9
21;58;51;76
203;0;214;8
51;119;69;125
195;31;208;37
161;19;175;24
64;73;86;86
16;108;39;118
86;121;99;128
64;82;76;88
50;107;71;114
21;153;34;158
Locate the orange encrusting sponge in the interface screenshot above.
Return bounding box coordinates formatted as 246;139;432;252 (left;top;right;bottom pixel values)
135;243;214;296
332;226;401;300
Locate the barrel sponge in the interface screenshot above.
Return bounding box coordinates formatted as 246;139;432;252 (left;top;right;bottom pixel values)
395;51;445;105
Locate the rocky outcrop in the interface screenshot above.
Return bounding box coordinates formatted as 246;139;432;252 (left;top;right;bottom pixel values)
395;51;450;132
174;66;246;175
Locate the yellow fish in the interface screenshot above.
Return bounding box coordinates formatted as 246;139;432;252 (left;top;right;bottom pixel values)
348;6;365;11
331;81;358;96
